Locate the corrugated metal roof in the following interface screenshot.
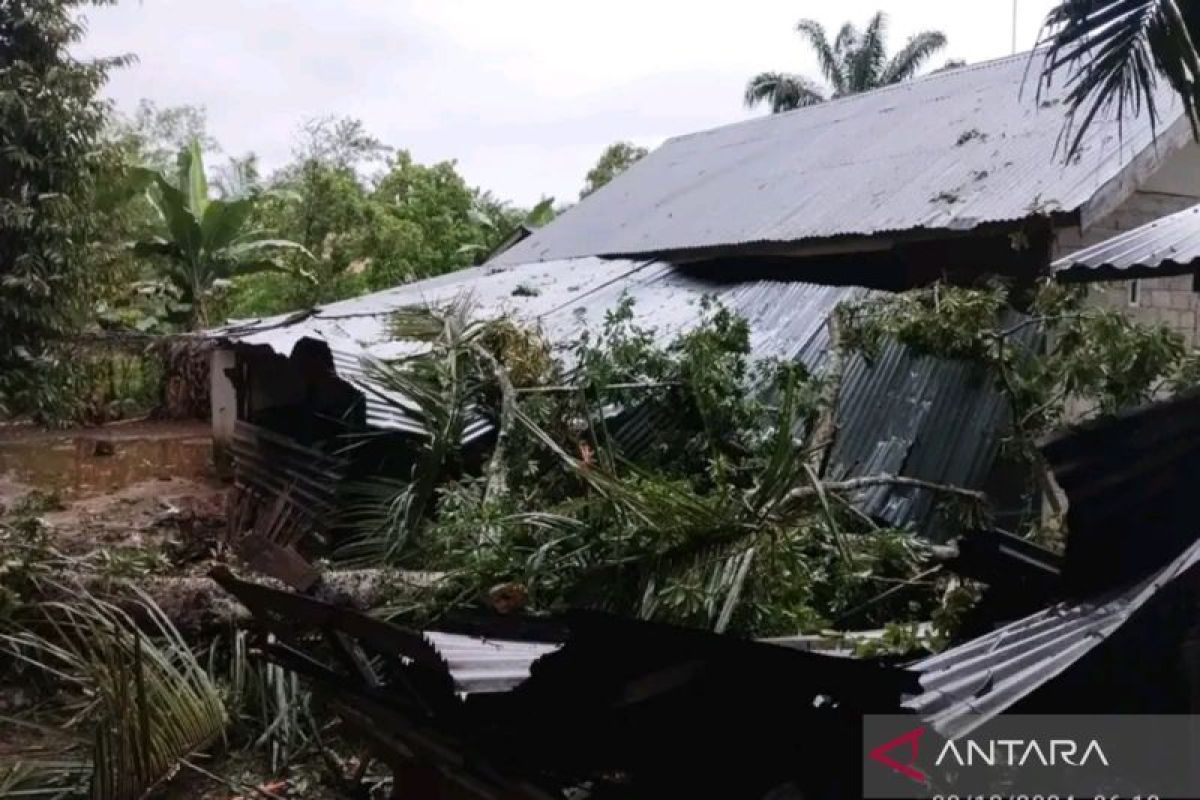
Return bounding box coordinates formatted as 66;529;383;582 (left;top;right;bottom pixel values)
494;51;1187;266
906;534;1200;737
1054;202;1200;279
424;631;559;694
213;257;1024;536
215;257;862;433
827;312;1036;536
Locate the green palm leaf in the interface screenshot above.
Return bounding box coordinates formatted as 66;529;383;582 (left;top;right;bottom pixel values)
749;12;948;113
743;72;827;112
0;586;226;800
1041;0;1200;157
882;30;950;84
798;19;848;95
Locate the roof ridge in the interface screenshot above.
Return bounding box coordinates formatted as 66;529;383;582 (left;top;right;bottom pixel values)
667;48;1048;145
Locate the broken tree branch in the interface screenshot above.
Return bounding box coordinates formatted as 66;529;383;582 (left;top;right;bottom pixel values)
786;475;987;505
806;314;845;475
514;380;681;394
471;343;517;504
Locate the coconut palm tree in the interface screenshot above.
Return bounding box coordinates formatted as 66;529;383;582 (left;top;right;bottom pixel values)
1039;0;1200;157
131;142;313;328
745;12;949;113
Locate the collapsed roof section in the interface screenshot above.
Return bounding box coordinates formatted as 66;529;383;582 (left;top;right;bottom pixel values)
907;391;1200;735
494;51;1188;266
213;566;918;799
908;531;1200;738
212;256;1030;538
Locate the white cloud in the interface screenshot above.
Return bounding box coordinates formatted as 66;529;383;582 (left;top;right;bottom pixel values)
78;0;1058;205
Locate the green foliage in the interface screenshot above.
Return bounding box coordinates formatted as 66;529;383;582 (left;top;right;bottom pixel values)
0;586;227;799
345;298;951;638
746;11;949;112
840;280;1200;542
0;514;57;622
1040;0;1200;158
580;141;648;198
226;118;538;319
841;280;1198;439
0;0;128;416
12;344;164;427
130;141;314;328
209;628;312;773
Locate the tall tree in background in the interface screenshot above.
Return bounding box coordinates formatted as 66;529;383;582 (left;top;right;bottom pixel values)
0;0;126;412
580;141;648;198
226;116;522;317
744;12;948;113
109;99;219;172
1039;0;1200;156
131;142;312;328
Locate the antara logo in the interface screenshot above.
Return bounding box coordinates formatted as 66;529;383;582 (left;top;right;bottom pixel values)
869;727;1110;785
935;738;1109;768
869;727;929;784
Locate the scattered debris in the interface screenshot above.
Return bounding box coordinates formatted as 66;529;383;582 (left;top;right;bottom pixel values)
955;128;987;145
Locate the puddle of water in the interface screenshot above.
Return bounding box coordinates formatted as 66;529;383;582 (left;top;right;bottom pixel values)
0;434;214;500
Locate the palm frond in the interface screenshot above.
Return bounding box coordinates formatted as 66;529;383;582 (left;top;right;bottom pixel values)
881;30;949;84
1040;0;1200;158
0;586;226;800
744;71;827;113
337;301;490;565
0;759;90;800
798;19;847;95
847;12;890;93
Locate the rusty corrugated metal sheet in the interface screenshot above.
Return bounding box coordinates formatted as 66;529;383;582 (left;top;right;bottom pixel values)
1054;202;1200;279
493;51;1187;266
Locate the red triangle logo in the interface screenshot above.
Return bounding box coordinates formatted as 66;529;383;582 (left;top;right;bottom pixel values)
869;726;929;784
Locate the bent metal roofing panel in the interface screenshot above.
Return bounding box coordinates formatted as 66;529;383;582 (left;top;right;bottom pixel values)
213;257;1019;538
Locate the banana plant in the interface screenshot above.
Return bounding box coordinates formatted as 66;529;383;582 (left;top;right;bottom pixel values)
131;141;314;328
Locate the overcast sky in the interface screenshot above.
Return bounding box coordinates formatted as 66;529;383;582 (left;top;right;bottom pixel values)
78;0;1059;206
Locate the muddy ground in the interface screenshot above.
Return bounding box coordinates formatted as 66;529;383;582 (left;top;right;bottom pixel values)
0;421;395;798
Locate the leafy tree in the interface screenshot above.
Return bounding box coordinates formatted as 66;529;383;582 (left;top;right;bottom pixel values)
108;99;219;173
580;141;648;198
0;0;127;414
226;118;560;318
460;192;553;263
745;12;948;113
362;151;483;288
212;152;261;199
839;280;1200;530
285;115;391;175
131;142;312;328
345;299;950;637
1039;1;1200;156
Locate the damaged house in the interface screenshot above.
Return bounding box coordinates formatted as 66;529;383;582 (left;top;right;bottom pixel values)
203;48;1200;800
207;50;1199;539
216;387;1200;798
